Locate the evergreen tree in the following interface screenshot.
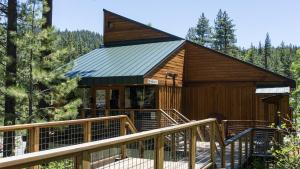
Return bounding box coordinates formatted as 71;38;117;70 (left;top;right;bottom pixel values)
57;30;103;62
186;27;197;42
245;43;255;64
264;33;271;69
9;0;81;122
212;9;236;55
3;0;17;157
186;13;211;47
291;49;300;118
279;41;293;77
196;13;211;46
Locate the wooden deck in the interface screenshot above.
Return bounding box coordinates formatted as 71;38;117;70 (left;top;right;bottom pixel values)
91;141;245;169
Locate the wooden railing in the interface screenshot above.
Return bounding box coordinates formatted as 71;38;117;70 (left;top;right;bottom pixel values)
0;115;136;158
0;118;218;169
222;120;272;139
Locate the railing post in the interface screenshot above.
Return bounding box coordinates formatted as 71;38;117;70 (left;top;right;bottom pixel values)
157;110;161;128
245;133;248;160
209;122;216;168
221;144;226;168
105;109;109;127
230;142;235;169
130;110;135;125
83;121;92;142
29;127;40;169
29;127;40;153
154;134;164;169
120;117;127;159
239;138;242;168
189;127;197;169
250;129;254;156
81;151;91;169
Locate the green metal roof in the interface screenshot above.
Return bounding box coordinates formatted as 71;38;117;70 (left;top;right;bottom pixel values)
67;40;185;85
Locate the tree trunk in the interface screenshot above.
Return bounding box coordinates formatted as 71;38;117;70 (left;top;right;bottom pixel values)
4;0;17;157
42;0;52;28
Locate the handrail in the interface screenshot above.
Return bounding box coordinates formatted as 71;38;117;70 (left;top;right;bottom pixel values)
159;109;179;124
224;128;252;146
172;109;190;122
0;118;217;169
0;115;128;132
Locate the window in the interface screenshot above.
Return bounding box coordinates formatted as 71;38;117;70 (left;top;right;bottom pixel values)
125;86;156;109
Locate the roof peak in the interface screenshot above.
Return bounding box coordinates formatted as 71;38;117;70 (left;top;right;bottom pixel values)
102;9;182;46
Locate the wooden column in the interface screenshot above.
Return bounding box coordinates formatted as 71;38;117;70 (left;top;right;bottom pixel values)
81;151;91;169
91;87;96;117
189;127;197;169
154;134;164;169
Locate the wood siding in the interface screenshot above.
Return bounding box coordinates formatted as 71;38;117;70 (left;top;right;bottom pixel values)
145;49;185;87
183;82;256;121
158;86;182;112
103;11;173;45
184;43;288;84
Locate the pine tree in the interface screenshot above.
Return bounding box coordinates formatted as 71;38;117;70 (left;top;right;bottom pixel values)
279;41;292;77
264;33;271;69
186;27;197;42
3;0;17;157
186;13;211;47
212;9;236;54
10;0;81;122
196;13;211;46
291;49;300;118
245;43;255;64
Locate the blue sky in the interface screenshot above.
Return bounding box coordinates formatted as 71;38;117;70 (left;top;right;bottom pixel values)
53;0;300;48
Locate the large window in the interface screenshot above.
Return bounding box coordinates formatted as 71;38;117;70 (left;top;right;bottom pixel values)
125;86;156;109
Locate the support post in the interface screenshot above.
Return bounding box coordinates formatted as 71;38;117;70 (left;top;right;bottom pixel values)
130;110;135;125
221;143;226;168
230;142;235;169
239;138;242;168
209;122;216;168
250;129;254;156
189;127;197;169
245;134;248;160
171;133;176;159
81;151;91;169
157;110;161;128
154;134;164;169
29;127;40;169
29;127;40;153
120;117;127;159
83;121;92;143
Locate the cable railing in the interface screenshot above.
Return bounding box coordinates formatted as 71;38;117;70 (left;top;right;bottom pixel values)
0;115;136;158
0;118;218;169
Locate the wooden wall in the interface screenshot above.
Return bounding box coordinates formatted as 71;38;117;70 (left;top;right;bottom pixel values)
182;42;292;122
103;10;174;45
145;49;185;87
184;43;288;83
158;86;182;112
183;82;256;121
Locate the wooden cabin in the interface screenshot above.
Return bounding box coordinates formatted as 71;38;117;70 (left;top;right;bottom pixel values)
68;9;295;124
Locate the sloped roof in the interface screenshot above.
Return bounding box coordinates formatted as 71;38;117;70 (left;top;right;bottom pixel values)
67;40;185;85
